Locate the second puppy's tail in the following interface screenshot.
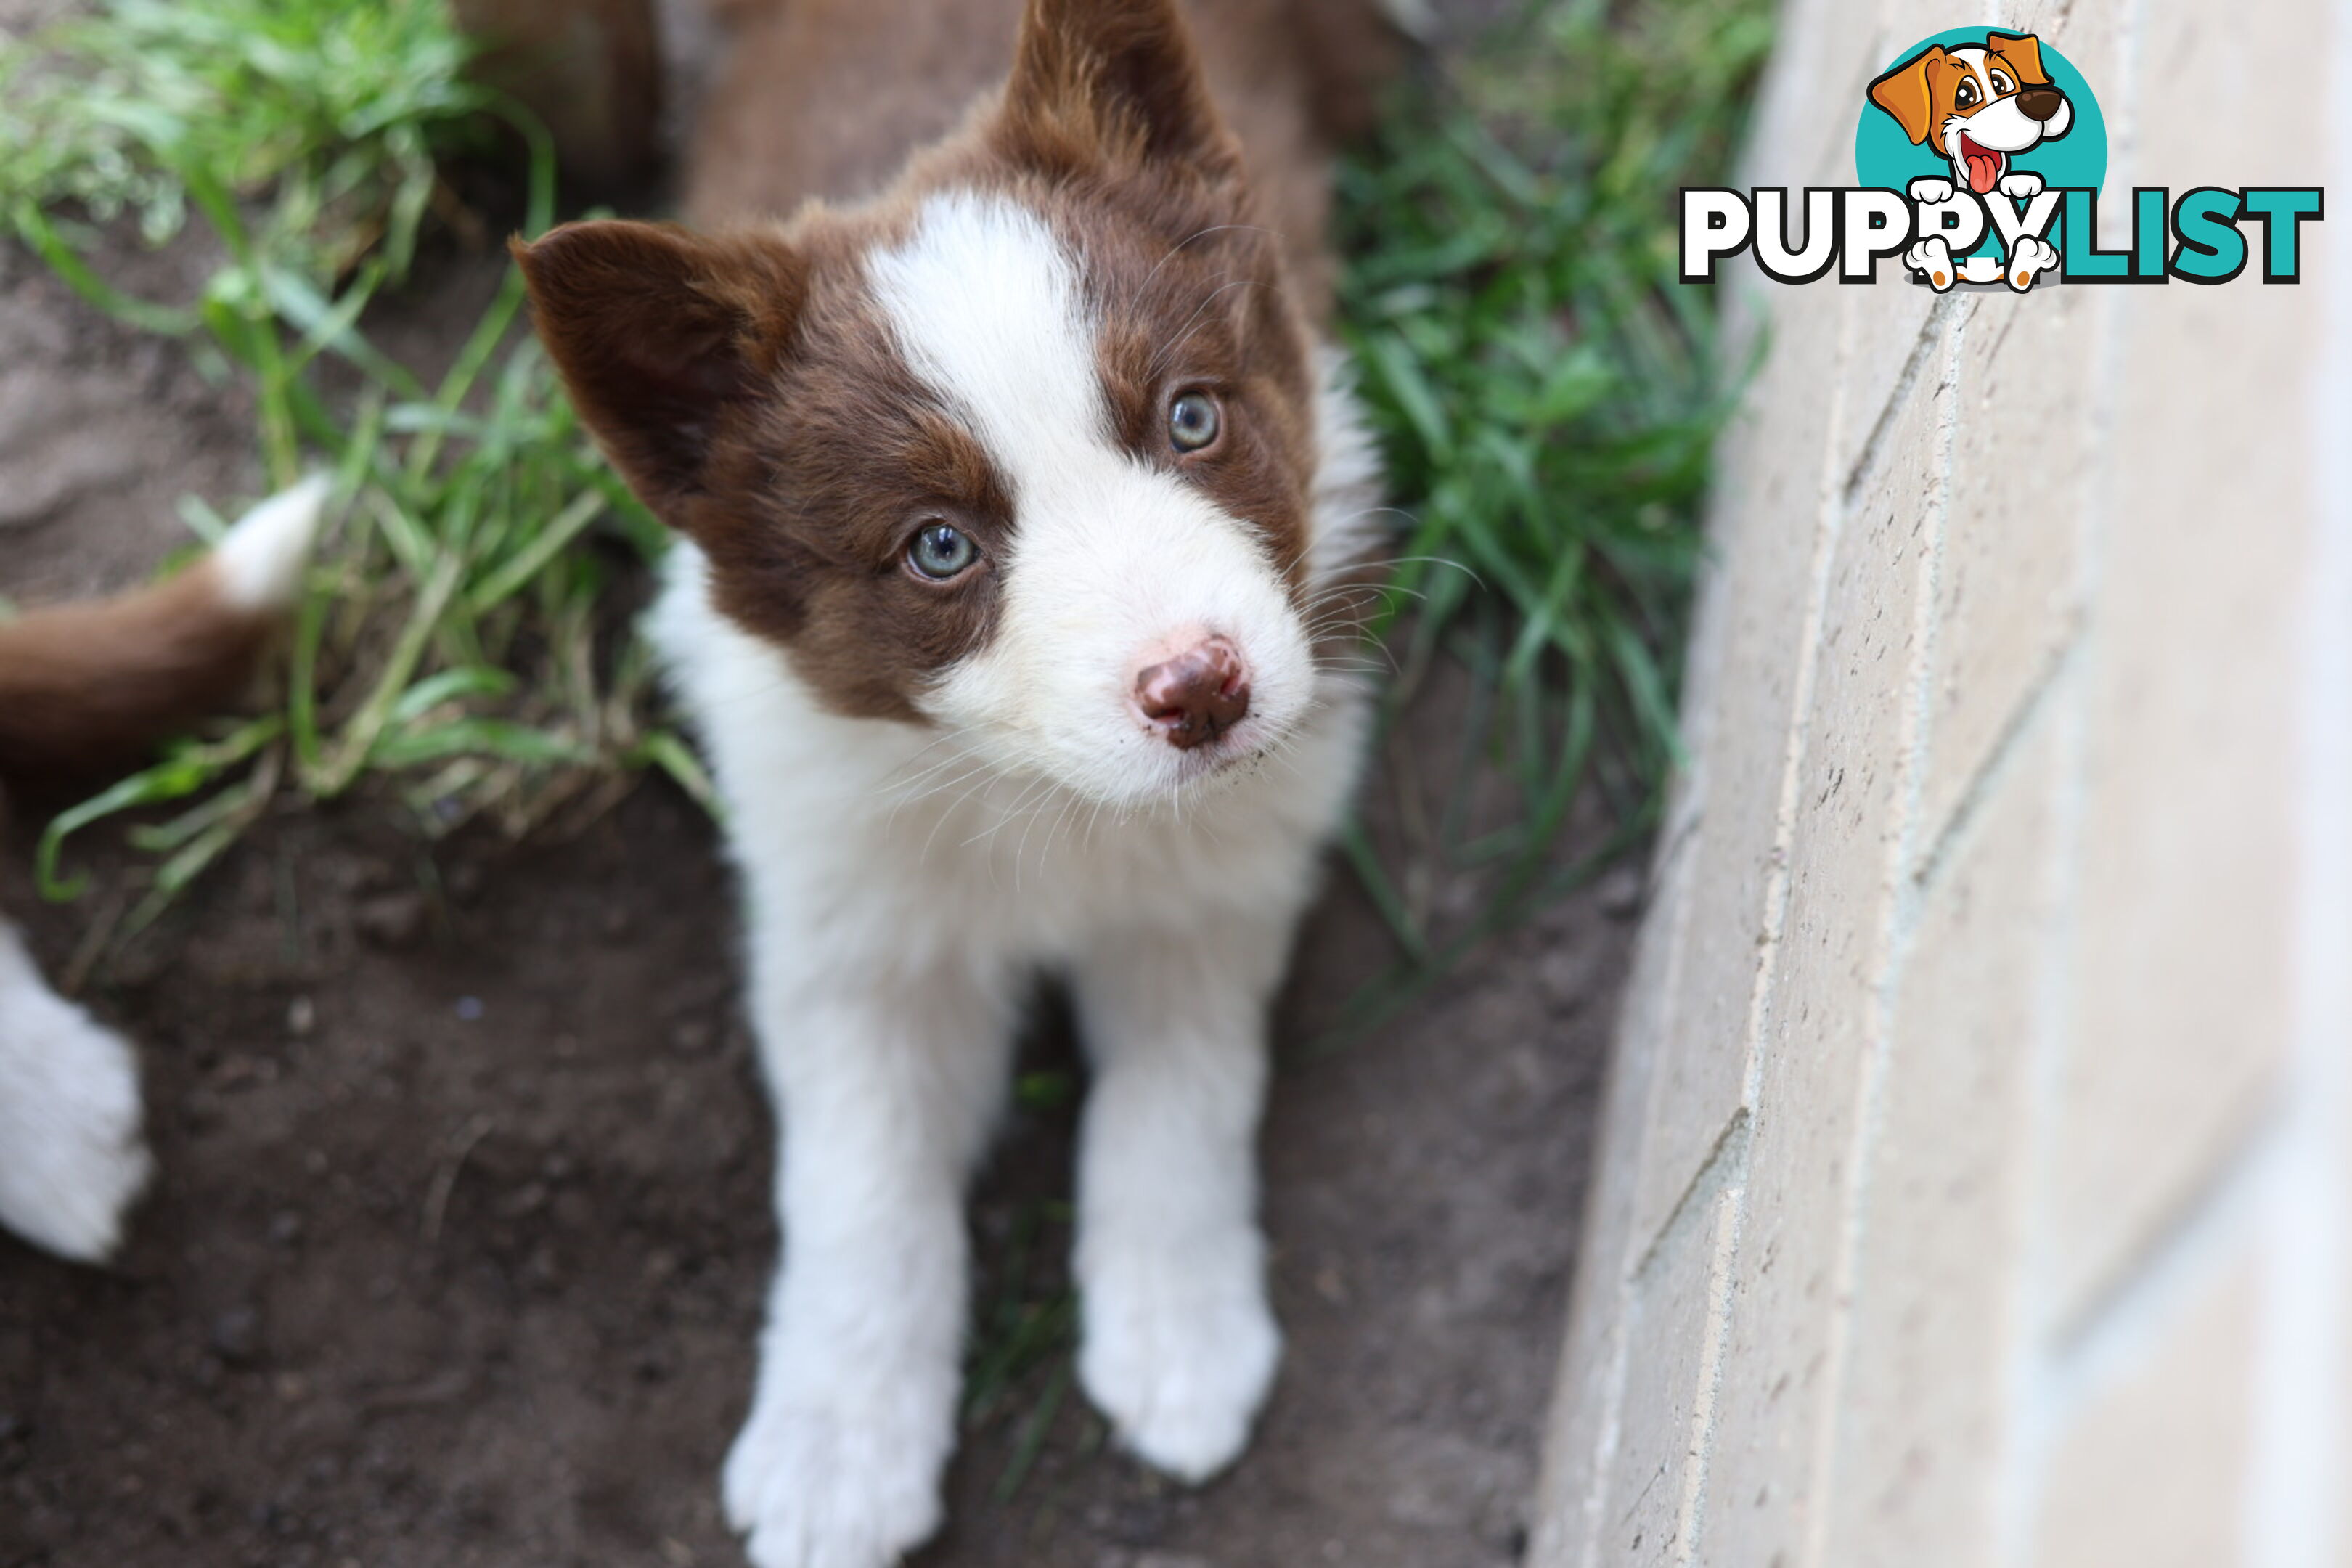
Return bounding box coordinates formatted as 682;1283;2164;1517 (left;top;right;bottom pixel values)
0;475;331;783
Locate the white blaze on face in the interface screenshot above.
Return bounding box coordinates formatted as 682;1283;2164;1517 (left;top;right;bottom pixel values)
865;190;1316;805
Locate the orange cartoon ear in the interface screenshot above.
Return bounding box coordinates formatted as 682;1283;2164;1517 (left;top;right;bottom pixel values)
1868;45;1945;145
1986;30;2050;86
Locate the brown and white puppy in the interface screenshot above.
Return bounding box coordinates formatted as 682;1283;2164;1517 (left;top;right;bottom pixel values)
513;1;1395;1563
0;478;325;1262
1869;30;2072;289
1869;30;2073;198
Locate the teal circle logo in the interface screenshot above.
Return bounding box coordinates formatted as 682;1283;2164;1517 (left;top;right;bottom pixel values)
1855;28;2106;200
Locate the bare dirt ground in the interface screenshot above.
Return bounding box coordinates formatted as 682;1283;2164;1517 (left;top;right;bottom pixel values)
0;7;1640;1562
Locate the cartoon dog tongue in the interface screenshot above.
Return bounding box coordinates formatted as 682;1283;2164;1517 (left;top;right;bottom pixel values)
1962;136;2004;194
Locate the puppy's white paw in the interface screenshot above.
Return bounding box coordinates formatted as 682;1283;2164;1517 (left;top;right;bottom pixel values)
1905;236;1957;291
1907;176;1956;204
2005;234;2061;291
1079;1253;1281;1482
1997;171;2046;200
722;1385;948;1568
0;1004;152;1263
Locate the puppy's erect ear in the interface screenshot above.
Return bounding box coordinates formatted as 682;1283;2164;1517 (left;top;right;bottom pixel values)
992;0;1243;181
1986;31;2051;87
512;222;804;518
1868;44;1945;145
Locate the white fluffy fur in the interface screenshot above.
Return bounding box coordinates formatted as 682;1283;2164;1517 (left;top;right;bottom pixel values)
0;921;151;1263
658;190;1381;1568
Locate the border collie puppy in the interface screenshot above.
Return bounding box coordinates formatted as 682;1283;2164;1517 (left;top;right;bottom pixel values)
516;1;1392;1561
0;478;325;1263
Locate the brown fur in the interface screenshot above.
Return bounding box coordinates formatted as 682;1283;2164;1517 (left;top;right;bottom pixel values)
508;224;809;517
683;0;1402;313
1986;30;2051;92
1868;30;2057;146
0;561;271;786
452;0;665;192
1866;44;1945;146
689;229;1021;722
518;0;1390;722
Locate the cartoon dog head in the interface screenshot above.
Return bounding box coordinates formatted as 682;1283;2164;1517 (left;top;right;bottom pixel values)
1869;31;2073;195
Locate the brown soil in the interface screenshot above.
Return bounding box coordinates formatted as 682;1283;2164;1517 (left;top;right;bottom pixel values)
2;785;1630;1568
0;7;1636;1561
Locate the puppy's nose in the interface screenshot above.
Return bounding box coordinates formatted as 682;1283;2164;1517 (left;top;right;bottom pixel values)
2017;86;2064;121
1135;635;1251;750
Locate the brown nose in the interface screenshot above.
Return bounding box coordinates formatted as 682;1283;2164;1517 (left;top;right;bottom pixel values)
2017;86;2064;122
1135;635;1251;750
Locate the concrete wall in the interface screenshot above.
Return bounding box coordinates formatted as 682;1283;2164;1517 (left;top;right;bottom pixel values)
1528;3;2352;1564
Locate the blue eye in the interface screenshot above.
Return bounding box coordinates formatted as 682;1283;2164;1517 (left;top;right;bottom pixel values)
1169;391;1221;453
907;520;979;580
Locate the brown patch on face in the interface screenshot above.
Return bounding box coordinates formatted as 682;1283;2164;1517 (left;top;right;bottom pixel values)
1078;199;1318;601
689;236;1019;722
520;217;1020;723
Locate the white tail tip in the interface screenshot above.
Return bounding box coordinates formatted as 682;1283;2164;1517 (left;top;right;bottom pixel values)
213;473;332;613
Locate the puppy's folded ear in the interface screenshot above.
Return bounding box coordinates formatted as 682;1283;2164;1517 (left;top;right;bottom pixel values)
1986;31;2049;86
513;222;804;519
992;0;1243;184
1868;45;1945;146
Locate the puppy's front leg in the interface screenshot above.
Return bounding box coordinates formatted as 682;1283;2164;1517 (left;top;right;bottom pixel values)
1069;914;1293;1482
724;964;1016;1568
